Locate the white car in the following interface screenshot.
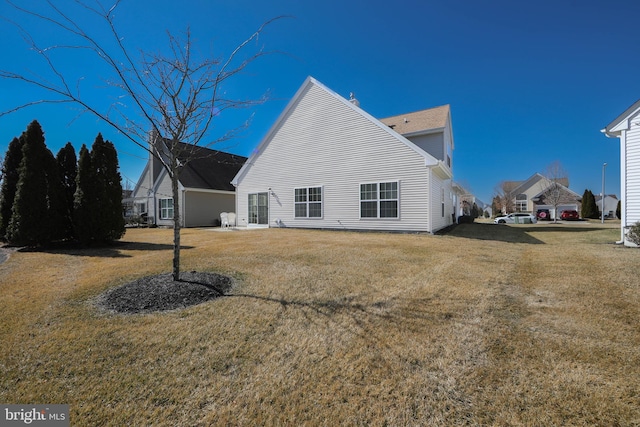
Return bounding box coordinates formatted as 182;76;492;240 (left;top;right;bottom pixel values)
494;213;537;224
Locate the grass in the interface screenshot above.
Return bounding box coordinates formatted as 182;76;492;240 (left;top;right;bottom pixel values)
1;224;638;426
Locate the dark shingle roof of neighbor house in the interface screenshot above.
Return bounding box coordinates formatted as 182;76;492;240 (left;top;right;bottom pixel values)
174;142;247;192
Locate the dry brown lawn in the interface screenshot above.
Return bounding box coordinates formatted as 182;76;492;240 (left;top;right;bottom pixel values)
1;223;638;426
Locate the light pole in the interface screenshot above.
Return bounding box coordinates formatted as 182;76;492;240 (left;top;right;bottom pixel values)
602;162;607;224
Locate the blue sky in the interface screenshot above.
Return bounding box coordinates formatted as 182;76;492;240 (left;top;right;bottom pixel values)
1;0;639;204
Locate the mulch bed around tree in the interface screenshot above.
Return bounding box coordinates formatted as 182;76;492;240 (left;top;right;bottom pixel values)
97;271;234;314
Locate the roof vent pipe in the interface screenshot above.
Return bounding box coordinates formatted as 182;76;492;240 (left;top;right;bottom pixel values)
349;92;360;107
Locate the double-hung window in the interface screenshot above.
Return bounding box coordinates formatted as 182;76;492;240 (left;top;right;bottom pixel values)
360;181;399;219
515;194;527;212
295;186;322;218
160;198;173;220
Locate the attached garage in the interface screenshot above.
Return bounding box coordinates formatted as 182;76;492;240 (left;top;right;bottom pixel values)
536;203;579;220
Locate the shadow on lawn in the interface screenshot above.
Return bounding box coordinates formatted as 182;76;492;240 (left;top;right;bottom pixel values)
18;240;195;258
226;292;460;346
447;223;605;244
228;293;444;325
446;223;544;244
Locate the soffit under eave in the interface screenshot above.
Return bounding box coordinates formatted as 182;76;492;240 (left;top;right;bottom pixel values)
430;161;453;180
605;100;640;134
182;187;235;195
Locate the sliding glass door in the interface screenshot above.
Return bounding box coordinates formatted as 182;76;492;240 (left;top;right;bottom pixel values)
248;192;269;225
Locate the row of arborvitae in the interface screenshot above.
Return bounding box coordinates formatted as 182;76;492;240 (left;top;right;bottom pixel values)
0;120;125;246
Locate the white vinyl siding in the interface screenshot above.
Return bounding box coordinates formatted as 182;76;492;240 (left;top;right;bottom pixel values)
429;176;453;231
234;79;453;232
407;133;444;162
626;124;640;226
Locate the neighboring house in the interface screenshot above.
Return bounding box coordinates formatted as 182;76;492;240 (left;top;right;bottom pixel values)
593;194;619;219
231;76;455;233
502;173;580;219
122;189;134;220
130;139;247;227
452;182;471;218
452;182;484;218
602;99;640;245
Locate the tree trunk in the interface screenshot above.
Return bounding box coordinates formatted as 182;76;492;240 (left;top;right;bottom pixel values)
171;157;181;282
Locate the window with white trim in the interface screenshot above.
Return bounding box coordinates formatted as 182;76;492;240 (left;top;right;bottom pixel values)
360;181;398;219
135;202;147;214
295;186;323;218
515;194;527;212
160;198;173;220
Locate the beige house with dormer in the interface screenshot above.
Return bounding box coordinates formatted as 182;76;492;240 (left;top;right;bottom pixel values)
504;173;580;219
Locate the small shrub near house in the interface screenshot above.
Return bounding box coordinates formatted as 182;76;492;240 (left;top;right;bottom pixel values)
626;221;640;246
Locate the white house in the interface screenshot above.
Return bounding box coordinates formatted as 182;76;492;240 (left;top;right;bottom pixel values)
603;99;640;245
130;138;246;227
452;182;484;218
231;76;455;232
593;194;618;219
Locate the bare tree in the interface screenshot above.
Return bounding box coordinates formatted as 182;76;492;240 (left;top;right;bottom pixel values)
493;180;516;215
1;1;283;280
538;161;569;222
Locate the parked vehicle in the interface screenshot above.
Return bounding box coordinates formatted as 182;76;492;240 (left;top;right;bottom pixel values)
494;213;538;224
536;209;551;221
560;210;580;220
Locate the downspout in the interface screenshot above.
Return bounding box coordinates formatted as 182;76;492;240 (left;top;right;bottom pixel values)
428;166;433;233
234;184;239;228
182;189;187;228
602;127;625;244
619;130;626;244
151;190;157;226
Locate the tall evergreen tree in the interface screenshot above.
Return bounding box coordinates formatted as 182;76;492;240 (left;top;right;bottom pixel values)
44;149;67;242
6;121;54;245
581;190;599;219
91;134;125;242
56;142;77;240
74;144;97;244
581;189;591;219
0;136;24;240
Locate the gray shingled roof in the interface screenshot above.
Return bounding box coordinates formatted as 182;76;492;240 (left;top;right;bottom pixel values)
174;142;247;192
